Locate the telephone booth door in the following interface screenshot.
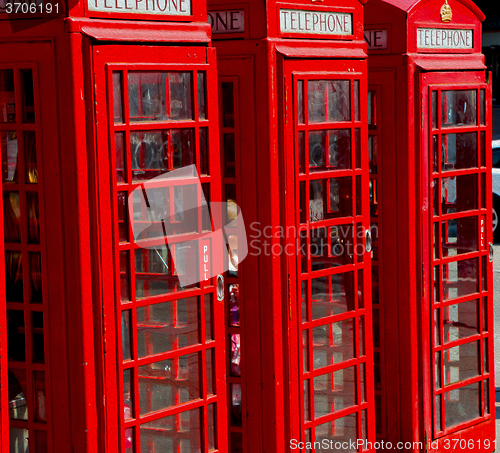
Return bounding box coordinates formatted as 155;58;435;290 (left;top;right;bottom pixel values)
421;71;494;445
284;58;376;450
92;44;227;453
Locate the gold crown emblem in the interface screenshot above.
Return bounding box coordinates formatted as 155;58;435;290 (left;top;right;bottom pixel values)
441;0;452;22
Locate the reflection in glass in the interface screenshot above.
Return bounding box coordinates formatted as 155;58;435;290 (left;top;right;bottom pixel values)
441;174;477;214
122;310;131;361
230;383;242;427
311;272;355;320
298;81;304;124
115;132;125;183
444;341;479;385
231;333;241;376
442;90;476;127
1;131;18;183
229;284;239;326
308;80;350;123
140;408;201;452
198;72;207;120
27;192;40;244
130;131;169;181
4;192;21;243
443;300;479;343
441;133;477;171
123;369;133;420
309;130;351;171
172;129;194;169
442;217;477;257
442;258;478;301
314;367;356;418
113;72;123;123
0;69;15;123
444;381;480;429
312;318;354;369
137;296;199;357
316;413;357;448
138;353;200;414
25;131;37;184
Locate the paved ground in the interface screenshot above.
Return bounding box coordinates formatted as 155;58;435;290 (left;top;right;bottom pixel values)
493;244;500;440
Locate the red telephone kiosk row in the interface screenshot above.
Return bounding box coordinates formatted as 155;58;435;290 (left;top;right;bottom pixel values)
0;0;494;453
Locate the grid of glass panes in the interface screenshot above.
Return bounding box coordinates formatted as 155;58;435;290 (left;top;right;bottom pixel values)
430;86;491;434
296;76;369;448
367;89;385;440
111;69;218;452
0;66;48;452
219;79;244;453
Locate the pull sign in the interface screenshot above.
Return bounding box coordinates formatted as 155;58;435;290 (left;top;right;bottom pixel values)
280;9;352;36
364;29;388;50
208;10;244;34
417;28;473;50
87;0;191;16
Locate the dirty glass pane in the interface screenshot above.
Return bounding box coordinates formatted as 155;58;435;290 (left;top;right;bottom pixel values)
0;69;15;123
444;341;479;385
311;272;355;320
298;80;304;124
198;72;207;120
113;72;123;123
308;80;350;123
138;353;200;414
441;174;477;214
442;217;478;257
137;296;199;358
309;129;351;171
315;410;357;447
442;258;478;301
441;133;478;171
130;131;169;181
309;178;352;222
115;132;126;183
443;300;479;343
1;131;18;183
442;90;476;127
230;383;242;427
312;318;354;369
444;382;480;429
140;408;201;452
314;366;356;418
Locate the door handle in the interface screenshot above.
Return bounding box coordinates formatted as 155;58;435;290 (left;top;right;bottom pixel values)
217;274;224;301
489;243;494;263
366;229;372;254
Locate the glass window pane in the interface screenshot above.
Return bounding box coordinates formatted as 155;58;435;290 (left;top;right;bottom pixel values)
444;341;479;385
442;258;478;301
207;348;214;395
444;381;480;429
208;403;216;450
442;90;477;127
442;217;478;257
138;353;200;414
222;82;234;128
315;411;356;445
6;252;23;303
442;174;477;215
122;310;131;361
312;318;354;369
480;89;485;125
113;72;123;123
1;131;18;183
308;80;350;123
224;133;236;178
172;129;194;169
115;132;125;183
200;128;209;175
297;80;304;124
441;133;478;171
230;333;240;376
124;369;133;420
4;192;21;243
30;252;42;304
27;192;40;244
443;300;479;343
140;408;201;452
230;383;242;426
130;131;169;181
354;80;360;122
311;272;355;320
0;69;15;123
309;225;354;272
229;284;239;327
314;366;356;418
309;130;351;172
309;178;352;222
197;72;206;120
137;296;199;358
9;428;29;453
25;131;37;184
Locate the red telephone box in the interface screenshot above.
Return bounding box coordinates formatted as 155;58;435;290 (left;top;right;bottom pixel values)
365;0;495;450
0;2;227;452
207;0;376;451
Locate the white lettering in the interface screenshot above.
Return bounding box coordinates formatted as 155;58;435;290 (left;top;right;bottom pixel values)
417;28;473;50
280;9;352;36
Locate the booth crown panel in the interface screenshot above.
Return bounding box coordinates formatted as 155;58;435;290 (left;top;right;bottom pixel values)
365;0;485;56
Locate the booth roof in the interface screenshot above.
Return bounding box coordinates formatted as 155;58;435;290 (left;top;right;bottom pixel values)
372;0;485;21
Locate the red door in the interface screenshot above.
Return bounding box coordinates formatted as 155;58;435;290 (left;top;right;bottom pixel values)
283;59;375;450
420;71;495;444
92;44;227;453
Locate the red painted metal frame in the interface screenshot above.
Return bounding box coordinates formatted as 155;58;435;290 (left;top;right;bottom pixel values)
283;58;375;452
419;70;495;450
92;43;228;453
